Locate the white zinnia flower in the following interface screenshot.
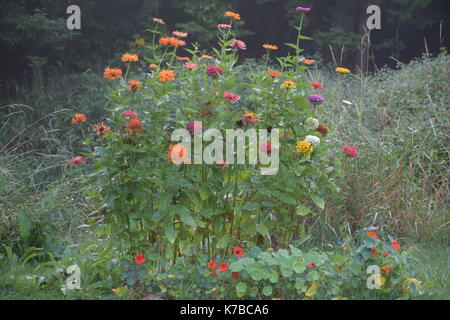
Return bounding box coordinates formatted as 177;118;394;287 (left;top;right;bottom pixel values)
305;117;319;130
305;135;321;146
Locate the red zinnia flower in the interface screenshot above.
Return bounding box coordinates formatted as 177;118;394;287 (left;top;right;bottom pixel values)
223;91;240;102
69;156;86;166
233;247;245;258
187;121;203;136
343;145;359;157
267;70;282;78
310;81;323;89
232;272;240;279
336;264;343;271
210;270;218;278
260;141;272;154
207;259;217;270
122;110;138;119
391;240;401;251
315;124;329;136
219;262;228;272
381;265;390;275
206;66;223;77
135;254;145;265
370;248;377;258
307;263;316;268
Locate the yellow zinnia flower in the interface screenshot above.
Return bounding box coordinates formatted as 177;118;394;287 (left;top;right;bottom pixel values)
335;67;351;74
296;140;313;156
282;80;296;89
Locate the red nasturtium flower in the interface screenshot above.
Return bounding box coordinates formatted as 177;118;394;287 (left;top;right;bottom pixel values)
381;265;390;275
307;263;316;268
135;254;145;265
70;156;86;166
71;113;87;124
233;247;245;258
310;81;323;89
336;264;343;271
367;231;379;239
211;270;218;278
207;259;217;270
383;251;389;257
370;248;377;258
206;65;223;77
391;240;401;251
219;262;228;272
232;272;240;279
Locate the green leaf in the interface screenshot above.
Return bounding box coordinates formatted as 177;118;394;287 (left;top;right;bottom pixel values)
306;271;319;281
236;282;247;295
296;204;311;216
295;279;305;290
311;195;325;210
292;260;306;273
165;225;176;244
262;286;273;296
198;186;209;201
256;224;268;237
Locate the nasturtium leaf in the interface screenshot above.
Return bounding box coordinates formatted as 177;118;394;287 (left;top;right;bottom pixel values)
262;286;273;296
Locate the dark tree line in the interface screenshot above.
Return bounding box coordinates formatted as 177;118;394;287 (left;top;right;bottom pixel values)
0;0;448;92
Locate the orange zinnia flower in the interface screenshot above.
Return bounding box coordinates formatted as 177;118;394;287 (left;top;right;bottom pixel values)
121;53;139;62
178;56;190;61
94;122;111;134
72;113;87;124
128;80;142;92
367;231;379;239
263;44;278;50
159;69;176;82
167;144;189;164
159;37;186;47
302;58;316;65
103;67;123;80
225;11;240;20
391;240;401;251
201;55;213;60
152;17;165;25
126;119;144;134
267;70;282;77
149;63;158;69
381;265;390;275
172;30;188;38
243;111;258;124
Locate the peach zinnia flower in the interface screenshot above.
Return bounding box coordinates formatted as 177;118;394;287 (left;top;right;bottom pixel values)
225;11;240;20
159;69;176;82
167;144;189;164
72;113;87;124
126;119;144;134
243;111;257;124
267;70;281;77
159;37;186;47
152;17;165;25
94;122;111;134
172;30;188;38
128;80;142;92
149;63;158;69
121;53;139;62
263;44;278;50
103;67;123;80
302;58;316;65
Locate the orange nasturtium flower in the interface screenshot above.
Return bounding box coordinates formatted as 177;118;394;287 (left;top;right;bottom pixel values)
367;232;379;239
159;70;176;82
94;122;111;134
103;67;123;80
152;17;165;25
121;53;139;62
167;144;190;164
126;119;144;134
263;44;278;50
71;113;87;124
127;80;142;92
159;37;186;47
225;11;240;20
391;240;401;251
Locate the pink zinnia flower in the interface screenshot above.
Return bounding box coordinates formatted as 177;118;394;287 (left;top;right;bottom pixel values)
206;66;223;77
187;121;203;135
230;39;247;50
343;145;359;157
70;156;86;166
260;141;272;154
184;62;198;70
310;81;323;89
223;91;240;102
217;160;229;168
172;30;188;38
122;110;138;119
218;24;232;29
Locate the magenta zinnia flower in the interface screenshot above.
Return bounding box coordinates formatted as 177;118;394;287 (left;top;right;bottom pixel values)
184;62;198;70
343;145;359;157
217;160;229;168
259;141;272;154
296;7;311;13
206;65;223;77
187;121;203;135
70;156;86;166
308;94;324;105
223;91;240;102
230;39;247;50
218;24;232;29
